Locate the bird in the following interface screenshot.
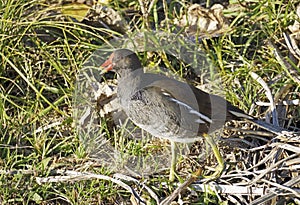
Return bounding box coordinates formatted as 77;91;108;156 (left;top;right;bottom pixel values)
100;48;254;181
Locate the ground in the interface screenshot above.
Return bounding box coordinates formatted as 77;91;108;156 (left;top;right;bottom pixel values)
0;0;299;204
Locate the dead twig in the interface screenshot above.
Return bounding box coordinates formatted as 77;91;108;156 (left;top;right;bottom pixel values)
36;170;147;204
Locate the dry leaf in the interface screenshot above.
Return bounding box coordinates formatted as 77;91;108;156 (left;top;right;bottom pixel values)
288;4;300;40
174;4;230;37
61;3;91;22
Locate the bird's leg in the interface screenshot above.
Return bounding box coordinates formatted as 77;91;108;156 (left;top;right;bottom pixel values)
169;140;177;181
203;133;224;180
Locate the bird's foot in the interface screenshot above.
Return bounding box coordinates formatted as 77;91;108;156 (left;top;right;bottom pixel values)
202;162;225;181
202;133;225;181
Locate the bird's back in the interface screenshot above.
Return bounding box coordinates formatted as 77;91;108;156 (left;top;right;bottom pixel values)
118;71;251;142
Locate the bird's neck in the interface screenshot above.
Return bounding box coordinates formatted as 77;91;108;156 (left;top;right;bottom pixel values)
117;68;144;104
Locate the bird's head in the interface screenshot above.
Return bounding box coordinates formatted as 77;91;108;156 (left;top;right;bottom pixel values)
100;49;142;76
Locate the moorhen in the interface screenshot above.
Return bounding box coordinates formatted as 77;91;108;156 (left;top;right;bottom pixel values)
100;48;254;181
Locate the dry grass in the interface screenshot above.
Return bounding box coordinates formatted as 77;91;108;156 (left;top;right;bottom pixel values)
0;0;299;204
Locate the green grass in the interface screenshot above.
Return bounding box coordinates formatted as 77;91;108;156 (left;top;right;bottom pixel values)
0;0;299;204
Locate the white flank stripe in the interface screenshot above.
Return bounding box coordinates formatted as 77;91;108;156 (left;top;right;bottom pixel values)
161;90;171;96
195;119;206;124
169;97;213;123
229;110;253;119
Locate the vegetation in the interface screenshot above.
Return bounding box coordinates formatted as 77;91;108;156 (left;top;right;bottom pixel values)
0;0;299;204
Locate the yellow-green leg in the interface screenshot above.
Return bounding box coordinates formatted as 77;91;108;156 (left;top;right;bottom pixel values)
169;135;224;181
169;140;177;181
203;133;224;180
